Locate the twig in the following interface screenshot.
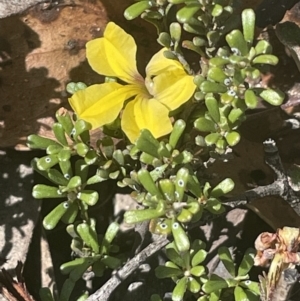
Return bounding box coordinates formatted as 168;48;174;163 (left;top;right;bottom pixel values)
131;221;151;255
193;138;300;228
86;236;170;301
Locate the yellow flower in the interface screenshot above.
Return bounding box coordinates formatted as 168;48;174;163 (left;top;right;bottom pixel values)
69;22;196;142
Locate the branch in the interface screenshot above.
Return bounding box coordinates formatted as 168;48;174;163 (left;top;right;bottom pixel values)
86;236;170;301
193;139;300;228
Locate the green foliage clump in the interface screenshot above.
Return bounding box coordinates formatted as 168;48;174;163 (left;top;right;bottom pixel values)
28;1;285;300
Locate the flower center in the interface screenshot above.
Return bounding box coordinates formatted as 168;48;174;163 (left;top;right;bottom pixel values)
144;77;155;96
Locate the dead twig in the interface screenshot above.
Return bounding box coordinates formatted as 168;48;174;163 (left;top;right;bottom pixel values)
86;235;170;301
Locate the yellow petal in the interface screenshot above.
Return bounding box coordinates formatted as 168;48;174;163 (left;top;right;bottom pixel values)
86;22;143;84
69;83;141;129
121;95;172;143
152;70;196;110
146;48;184;76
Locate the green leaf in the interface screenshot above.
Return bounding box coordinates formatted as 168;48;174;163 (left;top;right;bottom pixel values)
101;136;114;158
211;178;234;197
169;119;186;149
228;108;244;125
73;119;92;140
259;89;285;106
166;260;181;269
177;208;193;223
43;202;71;230
46;144;63;155
190;265;205;277
101;255;121;269
166;248;183;267
137;169;163;198
172;277;188;301
59;279;75;301
69;259;93;281
59;160;73;179
39;288;55;301
66;82;87;94
53;123;68;146
187;277;201;293
209;290;221;301
254;40;272;55
202;274;228;294
158;32;172;48
172;222;190;253
136;129;160;158
177;4;201;23
205;95;220;123
187;175;202;198
206;198;224;214
212;4;223;17
76;223;99;254
47;169;68;186
92;260;105;277
157;142;171;158
225;131;240;147
194;117;216;132
240;280;260;295
226;30;248;56
32;184;66;199
252;54;278;65
194;74;205;87
37;155;59;170
175;168;189;202
207;67;227;84
205;133;221;146
242;9;255;45
124;1;154;20
207;30;220;46
77;292;89;301
57;149;71;162
74;142;89;157
159;179;175;202
77;190;99;206
151;294;163;301
209;57;229;67
61;202;78;224
66;176;81;190
170;22;182;42
56;108;74;137
124;208;164;224
234;286;248;301
191;249;207;266
27;134;60;150
218;247;235;277
100;222;119;255
155;266;182;278
200;81;227;94
60;257;92;275
238;248;255;276
245;89;258;109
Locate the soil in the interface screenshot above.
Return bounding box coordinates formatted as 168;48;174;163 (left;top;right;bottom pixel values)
0;0;300;300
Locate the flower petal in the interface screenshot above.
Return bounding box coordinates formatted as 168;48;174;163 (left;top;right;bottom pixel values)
121;95;173;143
146;48;184;76
69;83;141;129
86;22;143;84
153;70;196;110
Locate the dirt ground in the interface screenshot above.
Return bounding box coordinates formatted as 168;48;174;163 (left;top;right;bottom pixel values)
1;0;300;300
